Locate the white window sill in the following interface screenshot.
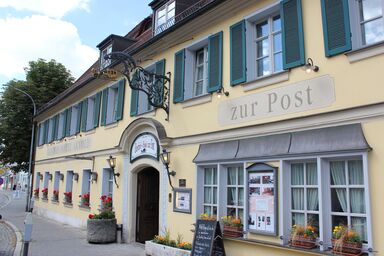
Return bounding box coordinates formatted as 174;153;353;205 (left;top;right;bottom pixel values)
242;71;289;92
84;129;96;136
182;94;212;108
346;41;384;63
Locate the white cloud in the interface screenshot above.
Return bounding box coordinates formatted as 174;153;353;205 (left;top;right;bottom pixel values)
0;0;90;18
0;15;98;82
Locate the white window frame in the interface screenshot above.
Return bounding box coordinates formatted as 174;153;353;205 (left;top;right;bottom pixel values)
193;47;208;97
200;166;218;217
102;168;114;198
69;105;79;136
225;165;245;221
245;2;284;82
349;0;384;50
57;112;65;139
65;171;73;194
101;44;112;69
81;169;91;196
155;0;175;34
86;95;96;131
47;118;54;142
106;85;118;125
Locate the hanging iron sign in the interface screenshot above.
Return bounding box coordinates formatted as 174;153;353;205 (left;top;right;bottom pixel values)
130;133;159;163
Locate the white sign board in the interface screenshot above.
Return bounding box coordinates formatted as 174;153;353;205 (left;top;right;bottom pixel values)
218;75;335;126
130;133;159;162
47;137;92;156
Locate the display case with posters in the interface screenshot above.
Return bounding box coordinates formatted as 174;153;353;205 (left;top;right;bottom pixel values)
247;163;278;236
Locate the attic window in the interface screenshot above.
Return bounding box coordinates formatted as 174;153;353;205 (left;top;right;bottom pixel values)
101;44;112;69
155;0;175;35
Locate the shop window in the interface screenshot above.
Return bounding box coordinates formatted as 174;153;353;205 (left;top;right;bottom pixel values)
203;167;218;217
226;166;244;222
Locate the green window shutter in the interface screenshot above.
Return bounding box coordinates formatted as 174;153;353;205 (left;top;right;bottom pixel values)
65;108;72;137
173;49;185;103
154;59;166;106
130;89;139;117
321;0;351;57
281;0;305;69
54;115;59;140
43;120;49;144
81;99;88;132
207;31;223;93
100;88;108;126
115;79;126;121
37;123;42;146
61;112;66;139
75;103;82;134
93;92;102;128
230;20;246;86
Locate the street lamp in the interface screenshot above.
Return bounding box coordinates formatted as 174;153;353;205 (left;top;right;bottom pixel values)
9;86;36;212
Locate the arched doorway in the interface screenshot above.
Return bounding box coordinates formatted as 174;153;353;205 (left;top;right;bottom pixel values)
136;167;159;243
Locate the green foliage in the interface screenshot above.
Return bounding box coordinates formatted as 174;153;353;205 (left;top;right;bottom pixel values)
0;59;74;172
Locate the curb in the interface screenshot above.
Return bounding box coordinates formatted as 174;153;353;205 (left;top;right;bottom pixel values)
4;220;23;256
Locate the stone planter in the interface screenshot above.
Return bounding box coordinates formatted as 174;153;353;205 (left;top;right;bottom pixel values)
145;240;191;256
87;218;117;243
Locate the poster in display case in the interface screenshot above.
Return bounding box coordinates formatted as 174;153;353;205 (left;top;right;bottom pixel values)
247;163;278;236
173;188;192;214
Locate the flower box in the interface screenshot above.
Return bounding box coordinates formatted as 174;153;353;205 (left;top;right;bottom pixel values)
145;240;191;256
223;225;243;238
290;235;317;249
332;239;363;256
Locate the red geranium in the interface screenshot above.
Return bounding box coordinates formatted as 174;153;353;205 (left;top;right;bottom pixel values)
88;214;94;219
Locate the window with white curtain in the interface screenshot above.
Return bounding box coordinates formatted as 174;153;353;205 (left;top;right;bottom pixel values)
203;167;218;217
226;166;244;222
330;159;367;243
290;162;320;235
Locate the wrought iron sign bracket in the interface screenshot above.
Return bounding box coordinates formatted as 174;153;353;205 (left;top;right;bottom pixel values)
95;51;171;121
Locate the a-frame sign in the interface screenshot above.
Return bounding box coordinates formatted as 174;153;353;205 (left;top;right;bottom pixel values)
191;220;226;256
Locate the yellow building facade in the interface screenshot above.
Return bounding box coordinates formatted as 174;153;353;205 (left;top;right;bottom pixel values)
33;0;384;255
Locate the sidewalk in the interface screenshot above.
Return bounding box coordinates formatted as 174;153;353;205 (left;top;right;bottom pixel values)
0;190;146;256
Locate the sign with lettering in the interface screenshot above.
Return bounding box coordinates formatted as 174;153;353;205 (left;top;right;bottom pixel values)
47;137;92;156
218;75;335;126
191;220;226;256
130;133;159;163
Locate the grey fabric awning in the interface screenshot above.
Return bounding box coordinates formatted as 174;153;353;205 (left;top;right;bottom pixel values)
193;124;371;163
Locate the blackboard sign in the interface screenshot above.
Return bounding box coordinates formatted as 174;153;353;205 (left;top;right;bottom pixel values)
191;220;226;256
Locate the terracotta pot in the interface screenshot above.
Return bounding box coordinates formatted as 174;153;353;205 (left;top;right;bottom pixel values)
332;239;362;255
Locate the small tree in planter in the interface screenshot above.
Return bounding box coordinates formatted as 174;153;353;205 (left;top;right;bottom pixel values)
63;191;72;204
87;196;116;243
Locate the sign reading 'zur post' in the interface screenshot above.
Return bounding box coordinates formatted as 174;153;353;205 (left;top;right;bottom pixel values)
130;133;159;163
219;75;335;126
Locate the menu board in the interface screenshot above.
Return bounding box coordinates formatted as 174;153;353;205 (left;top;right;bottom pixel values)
191;220;226;256
248;169;277;235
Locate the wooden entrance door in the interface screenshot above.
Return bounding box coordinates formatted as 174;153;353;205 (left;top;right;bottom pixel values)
136;167;159;243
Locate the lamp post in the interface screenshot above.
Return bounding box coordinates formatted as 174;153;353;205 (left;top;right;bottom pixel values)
9;86;36;212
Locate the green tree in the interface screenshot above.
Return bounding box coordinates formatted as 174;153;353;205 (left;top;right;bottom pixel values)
0;59;74;172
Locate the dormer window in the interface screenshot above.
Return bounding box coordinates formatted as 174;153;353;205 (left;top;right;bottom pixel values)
155;0;175;35
100;44;112;69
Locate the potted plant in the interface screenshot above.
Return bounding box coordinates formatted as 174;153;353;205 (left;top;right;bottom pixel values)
221;216;243;238
87;195;116;243
52;190;59;201
79;192;90;207
332;226;362;255
33;188;39;198
63;191;72;204
289;224;317;249
41;188;48;199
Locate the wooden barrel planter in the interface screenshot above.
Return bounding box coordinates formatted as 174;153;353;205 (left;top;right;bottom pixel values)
87;218;117;243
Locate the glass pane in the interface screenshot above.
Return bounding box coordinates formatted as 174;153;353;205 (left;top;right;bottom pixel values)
204;168;212;185
257;39;269;57
228;167;237;185
360;0;382;21
213;168;217;185
238;188;244;206
256;20;268;38
350;188;366;213
238;209;244;223
238;168;244;185
362;19;384;45
332;215;348;231
273;33;282;52
291;163;304;185
227;188;236;205
273;15;281;32
212;206;217;216
195;81;203;96
292;213;305;226
274;53;283;72
348;160;364;185
292;188;304;210
306;163;318;185
307;214;319;236
331;188;348;212
197;50;204;64
204;187;212;204
307;188;319;211
197;66;204;80
227;208;236;217
352;217;367;243
213;187;217;204
330;161;346;185
204;206;211;216
257;58;270;77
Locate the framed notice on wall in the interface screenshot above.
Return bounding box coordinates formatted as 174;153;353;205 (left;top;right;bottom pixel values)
173;188;192;214
247;163;278;236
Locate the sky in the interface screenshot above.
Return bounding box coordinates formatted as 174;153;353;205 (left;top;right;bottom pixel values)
0;0;152;86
